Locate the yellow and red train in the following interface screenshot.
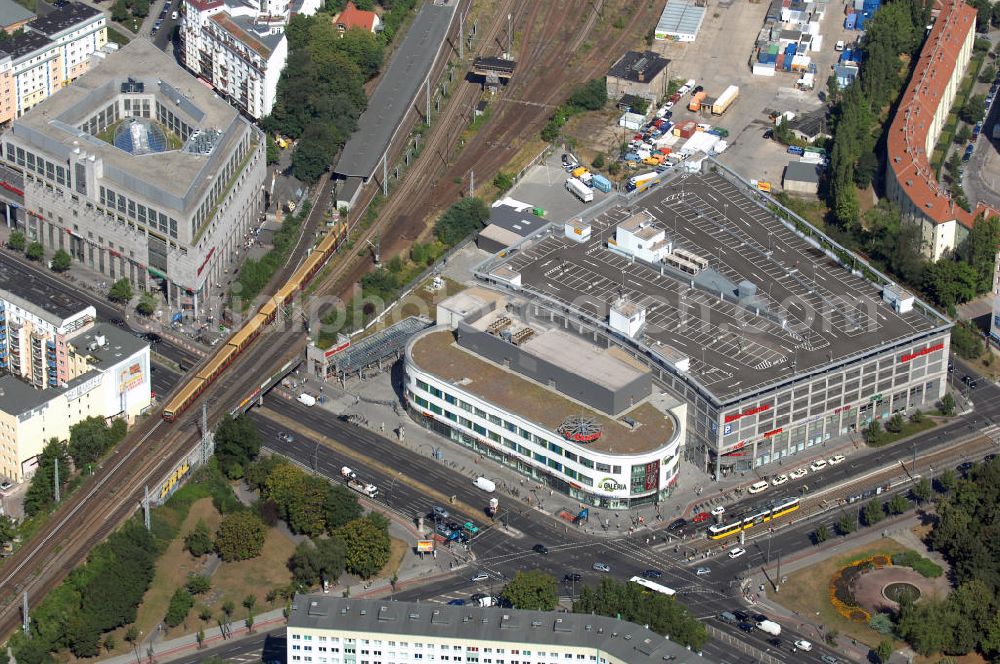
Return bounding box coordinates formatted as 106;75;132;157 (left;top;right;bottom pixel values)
162;222;348;422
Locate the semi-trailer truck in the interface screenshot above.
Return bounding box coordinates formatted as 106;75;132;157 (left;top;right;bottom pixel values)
712;85;739;115
348;478;379;498
565;177;594;203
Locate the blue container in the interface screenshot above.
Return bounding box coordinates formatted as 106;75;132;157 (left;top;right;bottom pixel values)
591;174;612;193
783;59;792;71
844;13;857;29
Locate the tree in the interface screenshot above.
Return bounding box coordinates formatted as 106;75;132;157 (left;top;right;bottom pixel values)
955;124;972;145
876;638;894;663
951;320;984;360
813;524;830;544
885;413;904;433
433;197;490;246
102;634;117;654
266;135;279;165
108;278;134;303
132;0;149;17
923;261;979;309
567;78;607;111
291;123;337;183
913;477;932;504
185;519;214;557
936;468;957;493
7;230;25;251
500;570;558;610
962;94;987;124
196;628;205;650
958;214;1000;292
870;612;894;635
25;241;43;261
186;574;211;595
838;513;856;536
136;291;156;316
339;516;391;579
0;515;15;546
68;416;124;468
887;493;910;515
165;587;194;627
198;606;213;623
213;414;262;479
863;500;885;526
215;511;267;562
124;625;140;660
111;0;129;22
591;152;605;169
50;249;71;272
493;171;514;193
854;151;878;188
23;438;70;516
865;420;883;446
939;392;956;416
324;483;362;530
574;576;707;649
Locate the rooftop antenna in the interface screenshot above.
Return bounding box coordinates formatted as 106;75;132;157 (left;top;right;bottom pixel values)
507;13;512;58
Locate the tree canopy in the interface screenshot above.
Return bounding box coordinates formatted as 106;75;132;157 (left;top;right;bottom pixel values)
574;577;708;650
68;417;127;468
23;438;71;517
288;537;346;586
500;570;558;611
339;515;391;579
433;197;489;246
213;414;262;479
215;511;266;562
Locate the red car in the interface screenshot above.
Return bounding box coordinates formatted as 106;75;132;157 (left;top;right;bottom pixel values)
670;92;682;103
692;512;711;523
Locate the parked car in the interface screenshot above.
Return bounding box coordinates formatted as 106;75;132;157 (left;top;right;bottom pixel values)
728;547;747;559
964;144;975;161
790;468;808;480
957;461;974;474
821;656;840;664
748;481;769;494
771;474;788;486
668;518;688;531
0;481;12;492
692;512;711;523
828;454;845;465
433;506;449;519
810;459;827;472
711;505;726;516
593;562;611;572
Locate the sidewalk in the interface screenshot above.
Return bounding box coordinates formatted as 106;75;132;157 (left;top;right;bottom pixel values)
746;512;923;663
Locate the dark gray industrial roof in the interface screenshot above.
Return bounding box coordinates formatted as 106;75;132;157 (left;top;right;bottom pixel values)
0;259;90;322
30;2;100;36
784;160;820;184
0;373;50;415
0;0;33;29
333;1;457;179
787;107;829;140
288;595;711;664
5;30;50;59
487;203;544;238
607;50;669;84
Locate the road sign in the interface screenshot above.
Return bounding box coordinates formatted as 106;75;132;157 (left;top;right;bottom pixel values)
416;540;435;553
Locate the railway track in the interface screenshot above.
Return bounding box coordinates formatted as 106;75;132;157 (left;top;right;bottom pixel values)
316;0;664;304
680;429;1000;556
0;330;306;640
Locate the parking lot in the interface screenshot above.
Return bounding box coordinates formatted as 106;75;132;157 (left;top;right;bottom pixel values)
503;151;615;226
648;0;855;185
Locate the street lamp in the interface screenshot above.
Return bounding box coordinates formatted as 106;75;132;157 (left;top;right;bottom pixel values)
386;471;402;504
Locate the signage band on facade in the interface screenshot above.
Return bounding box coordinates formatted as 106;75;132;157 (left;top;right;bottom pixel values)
900;342;944;363
724;403;771;424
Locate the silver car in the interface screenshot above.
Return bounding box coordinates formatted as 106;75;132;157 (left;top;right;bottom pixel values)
592;562;611;572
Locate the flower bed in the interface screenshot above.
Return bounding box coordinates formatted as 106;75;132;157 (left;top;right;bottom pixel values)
828;555;892;622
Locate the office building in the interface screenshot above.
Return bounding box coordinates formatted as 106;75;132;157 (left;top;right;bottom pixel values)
287;595;712;664
0;39;267;315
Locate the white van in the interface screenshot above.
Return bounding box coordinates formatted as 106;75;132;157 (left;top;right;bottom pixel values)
747;480;769;494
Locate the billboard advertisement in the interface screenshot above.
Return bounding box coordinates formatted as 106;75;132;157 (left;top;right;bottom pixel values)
117;355;147;394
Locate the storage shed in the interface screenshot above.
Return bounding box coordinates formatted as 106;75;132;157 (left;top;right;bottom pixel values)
782;161;820;195
655;0;706;41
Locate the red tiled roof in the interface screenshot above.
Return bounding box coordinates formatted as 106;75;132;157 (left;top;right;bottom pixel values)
209;13;274;57
886;0;998;229
185;0;224;13
335;1;377;31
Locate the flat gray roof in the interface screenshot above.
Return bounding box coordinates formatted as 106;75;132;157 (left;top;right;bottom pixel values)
0;0;33;28
288;595;712;664
784;160;820;183
71;322;146;370
0;259;90;323
30;2;100;36
487;203;544;237
10;38;252;214
656;0;706;38
333;0;457;179
487;170;948;403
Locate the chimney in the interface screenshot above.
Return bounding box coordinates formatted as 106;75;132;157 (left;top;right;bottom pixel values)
637;69;645;82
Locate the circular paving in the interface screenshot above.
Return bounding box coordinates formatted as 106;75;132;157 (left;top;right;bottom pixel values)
851;567;948;614
883;582;921;604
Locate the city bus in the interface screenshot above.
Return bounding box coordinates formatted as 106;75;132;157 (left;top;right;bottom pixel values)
628;576;676;596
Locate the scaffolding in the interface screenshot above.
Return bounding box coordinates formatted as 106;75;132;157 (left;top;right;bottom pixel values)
331;316;432;380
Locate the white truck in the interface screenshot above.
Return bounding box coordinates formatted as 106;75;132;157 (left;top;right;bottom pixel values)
341;466;357;480
712;85;739;115
297;393;316;406
565;177;594;203
348;478;379;498
756;620;781;636
474;476;496;493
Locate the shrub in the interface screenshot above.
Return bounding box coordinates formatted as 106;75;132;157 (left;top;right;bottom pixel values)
891;551;943;578
165;588;194;628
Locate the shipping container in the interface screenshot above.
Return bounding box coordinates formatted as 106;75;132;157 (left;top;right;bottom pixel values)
844;12;857;29
688;90;707;112
776;53;786;70
591;174;612;193
712;85;740;115
673;120;698;138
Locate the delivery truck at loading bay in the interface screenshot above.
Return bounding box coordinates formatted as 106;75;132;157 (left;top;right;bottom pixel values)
565;177;594;203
